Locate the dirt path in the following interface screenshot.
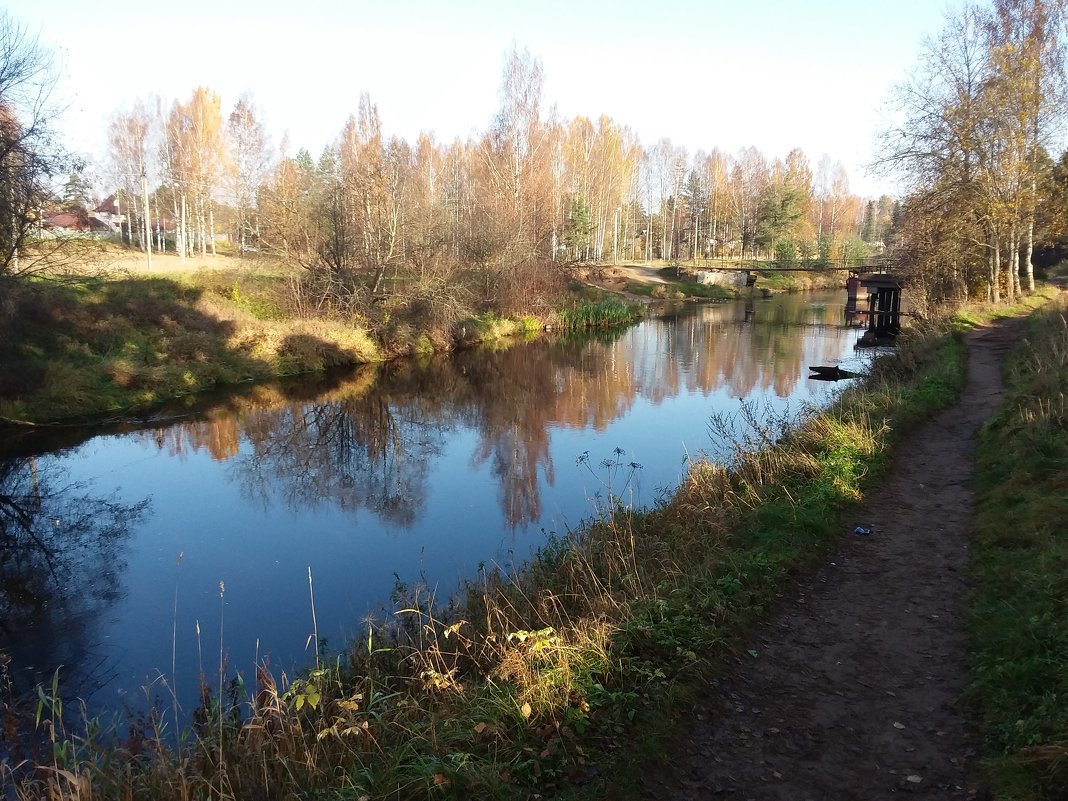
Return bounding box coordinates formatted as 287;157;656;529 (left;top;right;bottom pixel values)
640;317;1026;800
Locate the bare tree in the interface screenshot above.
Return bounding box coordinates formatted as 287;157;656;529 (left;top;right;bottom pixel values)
877;1;1065;303
226;93;272;255
0;11;72;282
107;101;156;264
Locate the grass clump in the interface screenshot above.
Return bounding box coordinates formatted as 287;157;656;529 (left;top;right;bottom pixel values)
969;293;1068;800
559;298;644;330
456;312;542;345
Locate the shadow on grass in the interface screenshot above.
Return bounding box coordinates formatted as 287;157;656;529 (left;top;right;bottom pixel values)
0;276;364;426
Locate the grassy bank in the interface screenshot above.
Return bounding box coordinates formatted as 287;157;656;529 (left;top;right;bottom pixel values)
0;273;380;424
624;264;837;300
753;266;843;294
0;306;973;799
969;291;1068;800
0;270;641;425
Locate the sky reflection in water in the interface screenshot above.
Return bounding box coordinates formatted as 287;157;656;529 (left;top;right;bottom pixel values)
0;292;867;713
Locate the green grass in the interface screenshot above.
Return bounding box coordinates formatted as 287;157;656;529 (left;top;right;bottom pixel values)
968;294;1068;800
948;285;1059;333
0;275;382;423
559;298;645;329
0;272;577;424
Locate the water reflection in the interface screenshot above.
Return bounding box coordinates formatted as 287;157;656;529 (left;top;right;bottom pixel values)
137;294;856;533
0;457;150;695
0;292;863;712
238;395;444;526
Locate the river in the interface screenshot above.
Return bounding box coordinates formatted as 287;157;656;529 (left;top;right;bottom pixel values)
0;291;870;716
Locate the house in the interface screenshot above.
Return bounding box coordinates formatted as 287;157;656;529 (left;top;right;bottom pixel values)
42;211;89;232
89;194;125;233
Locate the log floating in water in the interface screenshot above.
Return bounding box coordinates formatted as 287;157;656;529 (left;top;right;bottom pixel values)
808;365;861;381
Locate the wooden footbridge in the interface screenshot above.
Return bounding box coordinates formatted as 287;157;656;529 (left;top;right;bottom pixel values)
677;256;905;346
682;256;897;273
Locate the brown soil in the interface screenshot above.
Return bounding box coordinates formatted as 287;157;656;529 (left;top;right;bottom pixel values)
574;264;672;298
639;316;1028;800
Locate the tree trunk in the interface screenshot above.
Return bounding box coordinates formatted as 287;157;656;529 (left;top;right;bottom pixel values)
141;172;152;270
180;194;188;263
612;207;620;263
172;197;182;259
989;234;1000;304
1006;224;1017;304
1024;179;1036;293
668;196;678;261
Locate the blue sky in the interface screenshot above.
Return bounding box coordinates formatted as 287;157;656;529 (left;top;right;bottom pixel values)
7;0;953;196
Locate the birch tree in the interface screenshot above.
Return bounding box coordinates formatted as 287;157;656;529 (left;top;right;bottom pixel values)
226;94;272;255
164;88;224;259
878;1;1065;303
341;94;400;293
731;147;769;259
986;0;1066;292
107;101;155;262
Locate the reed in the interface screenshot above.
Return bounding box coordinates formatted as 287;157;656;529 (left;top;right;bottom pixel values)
559;299;645;330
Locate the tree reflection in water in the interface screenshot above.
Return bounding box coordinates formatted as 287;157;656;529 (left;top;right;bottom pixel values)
0;457;150;697
235;393;447;527
144;295;857;533
0;293;865;728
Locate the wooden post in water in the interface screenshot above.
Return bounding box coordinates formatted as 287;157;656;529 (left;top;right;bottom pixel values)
858;273;903;346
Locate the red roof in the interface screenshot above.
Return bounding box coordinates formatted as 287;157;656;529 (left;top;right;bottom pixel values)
95;194;120;215
45;212;87;230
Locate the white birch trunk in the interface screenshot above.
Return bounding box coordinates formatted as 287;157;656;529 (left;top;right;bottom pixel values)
1025;177;1036;293
180;194;188;263
142;172;152;270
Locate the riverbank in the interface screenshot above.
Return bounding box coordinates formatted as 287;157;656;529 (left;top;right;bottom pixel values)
3;285;1025;799
576;261;841;301
0;263;642;425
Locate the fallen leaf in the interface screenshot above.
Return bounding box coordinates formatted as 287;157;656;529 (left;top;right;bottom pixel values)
474;722;488;734
433;773;449;786
521;702;532;719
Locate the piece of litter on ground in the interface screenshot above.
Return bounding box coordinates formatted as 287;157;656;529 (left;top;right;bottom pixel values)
906;775;923;784
853;526;871;536
893;721;906;729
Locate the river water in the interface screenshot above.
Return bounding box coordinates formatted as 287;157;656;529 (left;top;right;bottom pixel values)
0;291;869;716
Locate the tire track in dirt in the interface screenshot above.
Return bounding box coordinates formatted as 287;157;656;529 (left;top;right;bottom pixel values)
639;317;1026;800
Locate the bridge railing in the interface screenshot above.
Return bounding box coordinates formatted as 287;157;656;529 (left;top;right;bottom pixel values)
681;255;894;272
